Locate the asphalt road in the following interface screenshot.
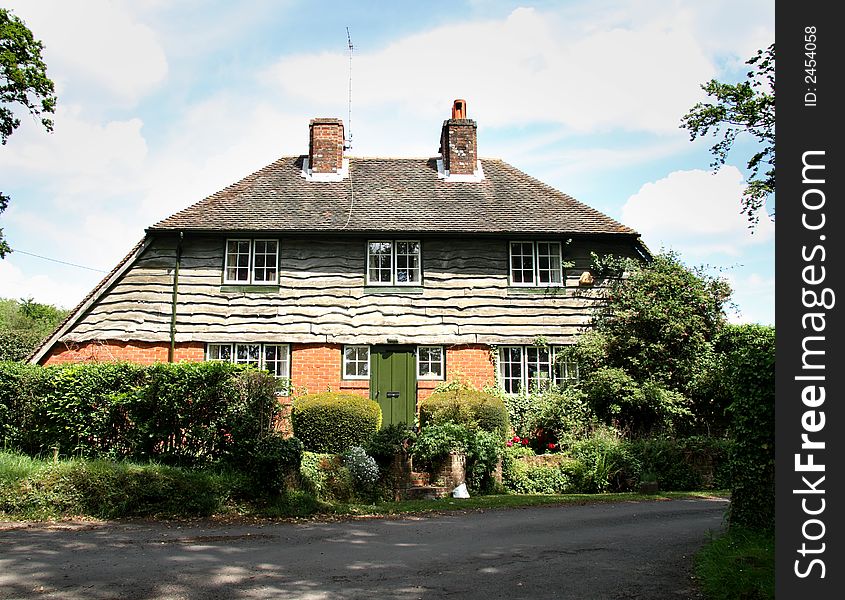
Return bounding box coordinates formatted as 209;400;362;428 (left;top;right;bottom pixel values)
0;498;727;600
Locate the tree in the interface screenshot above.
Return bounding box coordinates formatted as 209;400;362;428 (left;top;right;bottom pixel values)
567;253;732;435
0;297;68;361
681;44;774;226
1;8;57;257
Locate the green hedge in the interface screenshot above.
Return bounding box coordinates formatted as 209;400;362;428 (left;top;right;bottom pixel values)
419;388;509;439
291;392;382;454
0;361;283;467
718;324;775;530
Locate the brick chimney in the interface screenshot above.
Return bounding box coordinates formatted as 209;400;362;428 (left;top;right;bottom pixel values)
439;99;478;176
308;118;345;174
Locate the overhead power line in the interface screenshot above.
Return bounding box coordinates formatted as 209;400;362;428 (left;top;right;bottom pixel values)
10;248;108;273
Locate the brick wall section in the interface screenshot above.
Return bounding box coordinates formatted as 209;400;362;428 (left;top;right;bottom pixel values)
445;344;496;389
440;118;477;175
290;343;369;398
42;340;205;365
308;118;344;173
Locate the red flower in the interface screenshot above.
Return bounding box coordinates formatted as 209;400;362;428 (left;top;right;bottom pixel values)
521;439;529;445
506;440;513;447
548;443;556;450
512;435;520;442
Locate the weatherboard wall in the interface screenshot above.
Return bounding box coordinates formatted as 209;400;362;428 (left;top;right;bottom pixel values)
54;234;638;347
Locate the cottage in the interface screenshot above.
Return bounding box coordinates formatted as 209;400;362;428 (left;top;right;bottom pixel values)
30;100;648;425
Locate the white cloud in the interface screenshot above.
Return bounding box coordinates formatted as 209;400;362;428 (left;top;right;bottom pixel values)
621;167;774;257
263;6;717;142
0;258;91;310
724;272;775;325
4;0;168;105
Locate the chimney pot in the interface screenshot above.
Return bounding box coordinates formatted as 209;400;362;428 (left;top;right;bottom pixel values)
452;99;467;119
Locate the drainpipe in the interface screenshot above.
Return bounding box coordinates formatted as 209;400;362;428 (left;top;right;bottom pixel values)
168;231;184;363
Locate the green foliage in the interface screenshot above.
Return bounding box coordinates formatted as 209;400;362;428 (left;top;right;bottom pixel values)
502;448;584;494
681;44;775;225
570;252;731;436
247;434;303;496
625;437;732;491
1;9;58;257
0;361;283;467
419;386;509;439
695;527;774;600
298;452;355;502
718;324;775;530
530;386;596;448
366;422;416;465
0;454;234;519
0;298;69;361
411;422;503;494
292;392;381;454
568;428;631;493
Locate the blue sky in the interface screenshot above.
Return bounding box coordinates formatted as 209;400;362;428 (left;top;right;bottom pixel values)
0;0;774;324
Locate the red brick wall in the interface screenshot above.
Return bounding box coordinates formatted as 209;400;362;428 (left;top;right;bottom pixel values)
440;118;477;175
308;118;344;173
445;344;496;389
289;343;370;398
42;340;204;365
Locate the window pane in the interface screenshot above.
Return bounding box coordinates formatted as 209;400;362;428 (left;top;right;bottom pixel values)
396;241;420;284
263;344;290;379
226;240;251;282
234;344;261;367
418;346;443;379
206;344;232;361
537;242;562;285
498;346;523;394
344;345;370;378
526;347;552;391
552;346;580;384
510;242;534;284
368;242;392;283
253;240;278;283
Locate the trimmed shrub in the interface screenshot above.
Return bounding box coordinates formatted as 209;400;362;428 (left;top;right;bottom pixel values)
419;387;509;439
291;393;382;454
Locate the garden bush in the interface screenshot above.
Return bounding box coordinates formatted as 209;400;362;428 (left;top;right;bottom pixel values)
411;422;503;494
298;452;355;502
366;423;416;466
247;434;304;496
531;387;596;449
291;392;382;453
419;386;508;439
342;446;380;496
502;451;584;495
569;428;634;492
0;361;284;467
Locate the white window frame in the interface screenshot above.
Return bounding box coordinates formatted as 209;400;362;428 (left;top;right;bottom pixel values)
416;345;445;380
497;345;578;394
204;343;291;381
343;345;371;380
223;238;279;285
366;240;421;286
509;241;564;287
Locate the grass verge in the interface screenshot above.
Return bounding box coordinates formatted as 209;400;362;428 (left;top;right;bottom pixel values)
1;451;727;522
695;526;774;600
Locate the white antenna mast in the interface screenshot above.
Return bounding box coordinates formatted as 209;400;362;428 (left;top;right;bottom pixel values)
345;27;353;150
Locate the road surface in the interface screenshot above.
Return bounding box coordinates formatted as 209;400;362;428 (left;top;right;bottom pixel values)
0;497;727;599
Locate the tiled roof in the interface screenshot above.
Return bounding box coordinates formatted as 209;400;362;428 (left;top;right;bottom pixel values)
150;156;638;236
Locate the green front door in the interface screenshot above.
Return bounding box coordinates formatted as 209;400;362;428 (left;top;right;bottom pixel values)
370;345;417;427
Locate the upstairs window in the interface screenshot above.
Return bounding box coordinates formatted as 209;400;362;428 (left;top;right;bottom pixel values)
509;241;563;286
224;239;279;284
367;240;421;285
497;345;579;394
206;343;291;381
